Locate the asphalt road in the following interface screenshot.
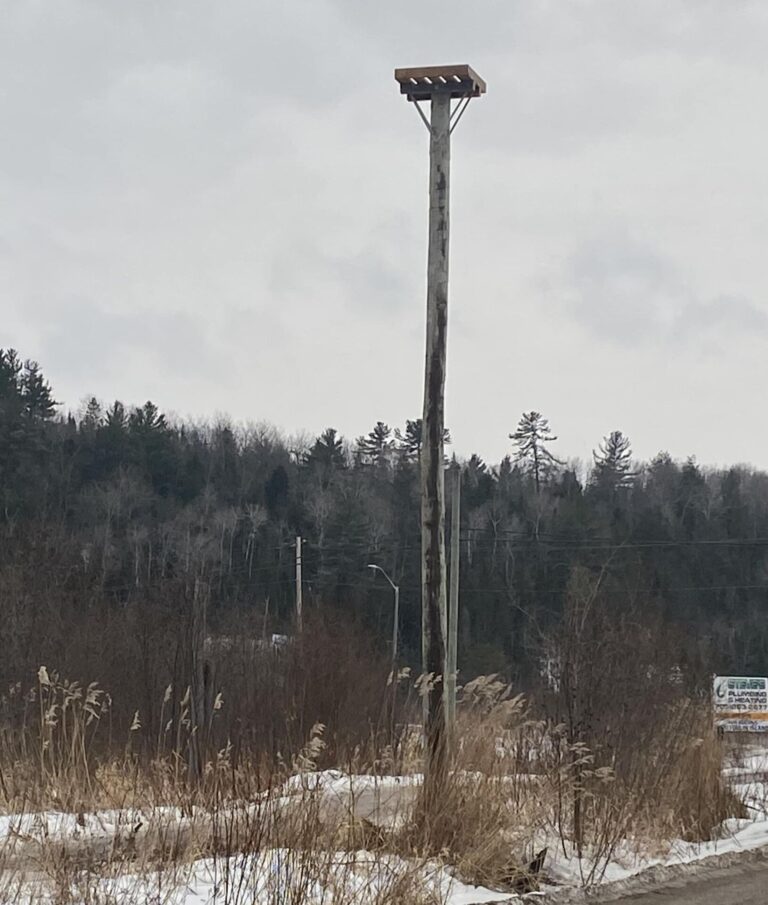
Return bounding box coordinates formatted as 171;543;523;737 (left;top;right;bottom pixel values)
535;847;768;905
603;866;768;904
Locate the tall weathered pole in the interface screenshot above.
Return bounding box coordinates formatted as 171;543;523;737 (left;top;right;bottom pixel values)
394;65;486;782
420;87;451;771
446;464;461;740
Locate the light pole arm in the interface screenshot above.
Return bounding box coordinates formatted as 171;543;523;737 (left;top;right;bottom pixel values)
368;564;398;593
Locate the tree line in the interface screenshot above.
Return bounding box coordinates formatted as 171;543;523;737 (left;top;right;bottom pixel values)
2;347;768;694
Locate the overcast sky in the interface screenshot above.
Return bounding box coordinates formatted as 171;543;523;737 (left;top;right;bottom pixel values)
3;0;768;468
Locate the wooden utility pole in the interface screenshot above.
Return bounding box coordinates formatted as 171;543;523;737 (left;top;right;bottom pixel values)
295;536;303;629
420;86;451;770
189;577;207;781
394;65;486;780
446;465;461;740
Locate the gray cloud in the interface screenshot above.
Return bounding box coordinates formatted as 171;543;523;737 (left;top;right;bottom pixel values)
36;298;217;388
564;233;768;347
4;0;768;467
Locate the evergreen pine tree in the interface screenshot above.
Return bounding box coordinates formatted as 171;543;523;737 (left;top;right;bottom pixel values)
356;421;394;467
0;349;22;401
394;419;450;462
306;428;346;470
265;465;290;517
20;360;56;421
590;430;635;496
510;411;562;493
81;397;103;430
129;401;167;434
105;401;127;430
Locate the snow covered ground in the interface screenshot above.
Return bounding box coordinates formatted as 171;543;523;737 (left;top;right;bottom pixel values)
65;852;516;905
2;843;516;905
544;742;768;889
544;813;768;888
4;748;768;903
0;779;516;904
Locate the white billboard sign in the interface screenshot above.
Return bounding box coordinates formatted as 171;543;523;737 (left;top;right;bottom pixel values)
713;676;768;733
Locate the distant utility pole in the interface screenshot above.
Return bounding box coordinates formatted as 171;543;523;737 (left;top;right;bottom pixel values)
189;577;208;781
394;65;486;778
295;536;303;629
446;465;461;740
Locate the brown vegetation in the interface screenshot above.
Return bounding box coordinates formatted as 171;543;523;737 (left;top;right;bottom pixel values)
0;604;741;902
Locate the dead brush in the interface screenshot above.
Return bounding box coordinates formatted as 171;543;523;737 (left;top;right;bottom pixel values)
391;674;552;895
0;761;440;905
534;565;747;884
537;705;742;885
0;668;111;813
0;617;747;901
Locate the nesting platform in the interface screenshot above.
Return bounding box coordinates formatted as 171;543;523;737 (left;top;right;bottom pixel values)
394;65;486;102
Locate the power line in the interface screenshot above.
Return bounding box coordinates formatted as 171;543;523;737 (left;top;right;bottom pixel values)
300;578;768;596
459;536;768;551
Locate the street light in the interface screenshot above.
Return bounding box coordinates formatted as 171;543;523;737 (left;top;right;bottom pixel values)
367;564;400;668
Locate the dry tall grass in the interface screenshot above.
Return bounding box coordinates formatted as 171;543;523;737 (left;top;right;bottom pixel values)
0;608;743;901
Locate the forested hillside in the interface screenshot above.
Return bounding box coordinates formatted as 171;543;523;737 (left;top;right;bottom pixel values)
2;346;768;696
